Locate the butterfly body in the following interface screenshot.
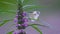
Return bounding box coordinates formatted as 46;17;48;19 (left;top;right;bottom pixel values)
26;11;40;22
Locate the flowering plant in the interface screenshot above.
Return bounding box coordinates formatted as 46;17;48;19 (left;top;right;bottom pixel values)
0;0;51;34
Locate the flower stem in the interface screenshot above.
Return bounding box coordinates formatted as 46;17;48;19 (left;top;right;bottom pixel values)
17;0;24;29
16;0;26;34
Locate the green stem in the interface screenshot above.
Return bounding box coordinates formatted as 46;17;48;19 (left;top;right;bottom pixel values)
17;0;24;29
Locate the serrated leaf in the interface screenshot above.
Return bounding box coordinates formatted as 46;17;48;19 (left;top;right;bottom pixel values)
0;19;13;27
31;25;42;34
7;31;13;34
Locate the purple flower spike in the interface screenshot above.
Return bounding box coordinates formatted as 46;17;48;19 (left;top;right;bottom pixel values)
22;12;27;16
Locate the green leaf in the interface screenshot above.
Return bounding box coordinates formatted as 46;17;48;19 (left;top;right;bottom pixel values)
28;24;49;28
0;0;17;20
0;10;16;14
7;31;13;34
0;0;17;15
31;25;42;34
23;0;35;5
23;5;46;11
23;5;35;8
23;0;30;5
0;0;17;10
0;1;16;5
21;0;24;3
0;19;13;27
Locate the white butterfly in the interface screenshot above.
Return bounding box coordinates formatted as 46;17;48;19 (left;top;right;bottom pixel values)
26;11;53;29
26;11;40;22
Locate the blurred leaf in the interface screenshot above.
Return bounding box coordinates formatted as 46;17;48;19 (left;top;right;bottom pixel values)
0;0;17;10
21;0;24;3
23;0;30;5
0;0;17;16
23;0;35;5
31;25;42;34
0;0;17;20
23;5;46;11
7;31;13;34
0;1;16;5
0;0;17;4
0;10;16;14
0;19;13;27
23;5;35;8
28;24;49;28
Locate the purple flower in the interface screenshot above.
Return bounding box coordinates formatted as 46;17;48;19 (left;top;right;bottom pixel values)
22;23;28;27
22;12;27;16
22;18;28;22
19;29;24;32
